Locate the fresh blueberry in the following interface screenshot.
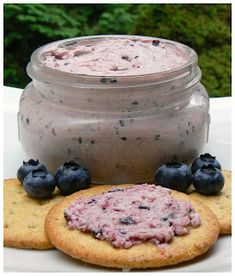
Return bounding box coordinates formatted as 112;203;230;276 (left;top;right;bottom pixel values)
154;162;192;192
193;164;224;195
17;159;47;184
23;169;56;198
191;153;222;174
55;160;91;196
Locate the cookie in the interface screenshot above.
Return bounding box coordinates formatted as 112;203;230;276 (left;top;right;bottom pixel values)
188;170;231;234
45;184;220;269
4;178;64;249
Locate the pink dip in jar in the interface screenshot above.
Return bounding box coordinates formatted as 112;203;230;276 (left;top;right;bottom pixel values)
18;35;210;183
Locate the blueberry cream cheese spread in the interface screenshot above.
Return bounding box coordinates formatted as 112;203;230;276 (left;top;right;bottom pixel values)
41;37;188;75
64;184;201;249
19;35;210;183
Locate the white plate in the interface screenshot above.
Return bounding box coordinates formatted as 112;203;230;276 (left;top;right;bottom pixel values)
3;88;232;272
3;235;232;272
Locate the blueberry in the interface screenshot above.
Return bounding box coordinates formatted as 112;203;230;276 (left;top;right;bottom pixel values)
193;164;224;195
17;159;47;185
23;169;56;198
55;160;91;196
154;162;192;192
191;153;221;174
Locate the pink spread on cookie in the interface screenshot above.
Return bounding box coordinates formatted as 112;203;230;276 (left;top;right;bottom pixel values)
41;37;188;75
64;184;201;249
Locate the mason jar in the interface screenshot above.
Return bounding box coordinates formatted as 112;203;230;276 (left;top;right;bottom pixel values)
18;35;210;184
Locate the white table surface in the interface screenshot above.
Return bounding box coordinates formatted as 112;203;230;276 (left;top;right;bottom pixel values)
3;86;232;272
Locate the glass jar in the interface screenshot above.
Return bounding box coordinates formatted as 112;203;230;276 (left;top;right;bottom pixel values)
18;35;210;184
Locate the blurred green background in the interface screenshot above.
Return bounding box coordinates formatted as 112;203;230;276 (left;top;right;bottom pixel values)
4;3;231;97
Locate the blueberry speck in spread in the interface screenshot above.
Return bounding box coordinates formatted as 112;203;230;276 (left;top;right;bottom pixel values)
152;40;160;46
138;205;150;210
161;212;176;221
119;216;137;225
100;78;107;83
100;77;117;83
110;79;117;83
92;229;103;238
64;211;70;222
108;188;124;193
51;128;57;136
88;199;97;204
119;120;126;127
121;55;131;61
64;184;201;249
155;134;160;140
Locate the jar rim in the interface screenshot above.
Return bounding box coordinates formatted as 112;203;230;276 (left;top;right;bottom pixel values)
28;35;198;87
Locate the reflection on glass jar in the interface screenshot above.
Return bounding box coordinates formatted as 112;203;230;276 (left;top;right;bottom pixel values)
18;35;210;184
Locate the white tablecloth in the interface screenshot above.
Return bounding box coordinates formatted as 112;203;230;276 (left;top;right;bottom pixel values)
3;86;232;272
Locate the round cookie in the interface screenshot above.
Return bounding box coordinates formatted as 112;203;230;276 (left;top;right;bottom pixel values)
189;170;231;234
45;184;220;269
4;178;64;249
